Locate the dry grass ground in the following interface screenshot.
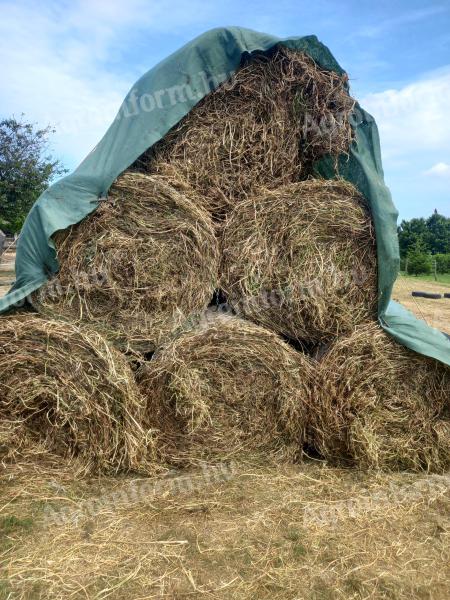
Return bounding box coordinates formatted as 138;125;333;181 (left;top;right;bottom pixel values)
392;275;450;335
1;456;449;599
0;250;15;299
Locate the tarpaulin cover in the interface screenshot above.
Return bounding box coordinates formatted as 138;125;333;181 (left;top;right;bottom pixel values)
1;26;449;366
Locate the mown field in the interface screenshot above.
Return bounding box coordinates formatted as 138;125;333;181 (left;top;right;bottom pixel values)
393;274;450;335
1;456;449;599
399;272;450;285
0;250;15;299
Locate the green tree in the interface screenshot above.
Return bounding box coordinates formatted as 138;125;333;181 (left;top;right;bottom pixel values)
406;240;432;276
426;209;450;254
0;116;67;233
435;253;450;273
398;210;450;257
397;217;429;258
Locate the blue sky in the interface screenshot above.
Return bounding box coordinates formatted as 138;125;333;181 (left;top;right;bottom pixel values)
1;0;449;221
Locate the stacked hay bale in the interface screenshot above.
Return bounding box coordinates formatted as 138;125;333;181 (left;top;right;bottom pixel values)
0;314;157;475
140;44;448;472
10;42;448;474
32;172;219;353
140;46;355;216
307;322;450;471
137;314;315;467
220;180;378;344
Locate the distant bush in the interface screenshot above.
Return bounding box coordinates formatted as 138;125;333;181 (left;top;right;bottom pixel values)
408;240;433;275
435;253;450;273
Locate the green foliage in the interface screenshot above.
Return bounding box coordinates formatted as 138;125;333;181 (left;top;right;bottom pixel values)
0;116;67;233
398;217;429;257
406;240;432;276
407;254;432;276
426;210;450;254
435;253;450;273
0;515;33;534
398;210;450;258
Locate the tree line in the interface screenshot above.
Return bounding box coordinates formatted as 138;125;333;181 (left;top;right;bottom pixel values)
398;211;450;275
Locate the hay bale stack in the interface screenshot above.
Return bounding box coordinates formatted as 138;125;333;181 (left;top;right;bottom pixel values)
308;322;450;472
137;314;316;466
32;172;219;353
0;314;156;475
141;46;354;215
221;179;377;344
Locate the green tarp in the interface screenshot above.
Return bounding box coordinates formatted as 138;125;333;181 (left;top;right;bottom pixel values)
1;26;449;366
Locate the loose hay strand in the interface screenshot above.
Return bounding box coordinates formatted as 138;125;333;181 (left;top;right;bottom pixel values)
3;460;450;599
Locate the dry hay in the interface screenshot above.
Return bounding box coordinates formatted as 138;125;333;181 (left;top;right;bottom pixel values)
0;314;157;475
3;459;450;599
138;46;355;216
221;179;378;345
392;276;450;335
32;172;219;353
309;321;450;472
137;314;316;466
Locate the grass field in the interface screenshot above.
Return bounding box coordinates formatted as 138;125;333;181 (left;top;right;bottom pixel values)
399;272;450;286
393;274;450;334
1;456;449;599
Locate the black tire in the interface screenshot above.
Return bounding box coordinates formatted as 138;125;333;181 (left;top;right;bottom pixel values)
444;293;450;299
411;291;442;299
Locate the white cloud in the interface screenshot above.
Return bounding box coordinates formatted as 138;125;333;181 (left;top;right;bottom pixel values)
0;0;215;169
361;68;450;160
424;162;450;177
0;1;135;167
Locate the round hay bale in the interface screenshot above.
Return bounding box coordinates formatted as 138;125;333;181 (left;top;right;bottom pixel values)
137;314;316;467
32;172;219;353
221;179;377;344
308;322;450;472
0;314;156;475
139;46;355;216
